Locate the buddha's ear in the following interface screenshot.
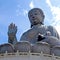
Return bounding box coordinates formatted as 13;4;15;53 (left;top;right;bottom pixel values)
31;24;33;28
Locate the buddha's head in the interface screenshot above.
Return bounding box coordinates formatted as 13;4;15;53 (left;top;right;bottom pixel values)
28;8;45;27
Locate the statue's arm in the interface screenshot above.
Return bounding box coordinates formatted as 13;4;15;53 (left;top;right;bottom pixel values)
48;26;60;39
20;32;28;41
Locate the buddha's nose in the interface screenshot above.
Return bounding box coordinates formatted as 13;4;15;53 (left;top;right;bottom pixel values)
32;15;36;19
32;16;35;18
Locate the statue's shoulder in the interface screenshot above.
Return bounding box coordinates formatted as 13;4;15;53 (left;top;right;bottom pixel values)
47;25;60;39
48;25;54;29
47;25;55;31
47;25;58;33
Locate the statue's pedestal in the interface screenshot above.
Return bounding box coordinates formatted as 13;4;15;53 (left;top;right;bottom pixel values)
0;52;59;60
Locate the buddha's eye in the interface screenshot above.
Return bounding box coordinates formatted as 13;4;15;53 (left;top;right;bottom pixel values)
30;14;33;16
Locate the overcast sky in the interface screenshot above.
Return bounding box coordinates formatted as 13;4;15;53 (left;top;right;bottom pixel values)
0;0;60;44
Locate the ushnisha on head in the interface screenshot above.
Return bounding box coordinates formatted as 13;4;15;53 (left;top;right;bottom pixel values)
28;8;45;27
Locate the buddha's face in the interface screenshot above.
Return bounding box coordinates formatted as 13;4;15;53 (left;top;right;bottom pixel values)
28;8;44;25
